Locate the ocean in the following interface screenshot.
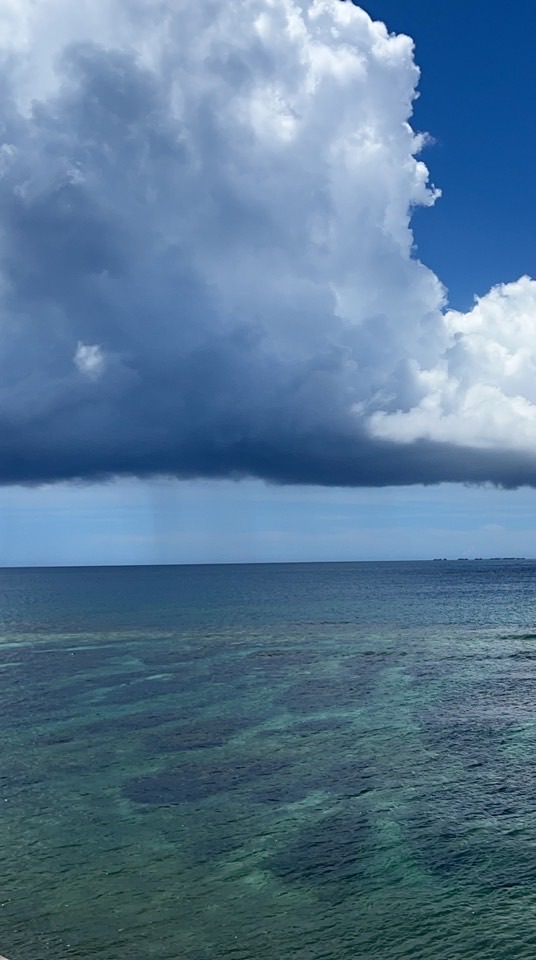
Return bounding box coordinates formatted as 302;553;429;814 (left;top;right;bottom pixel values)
2;560;536;960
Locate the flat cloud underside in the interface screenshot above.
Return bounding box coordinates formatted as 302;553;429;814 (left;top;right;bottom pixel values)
1;0;536;488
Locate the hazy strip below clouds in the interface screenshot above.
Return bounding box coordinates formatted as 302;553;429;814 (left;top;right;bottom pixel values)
1;0;535;487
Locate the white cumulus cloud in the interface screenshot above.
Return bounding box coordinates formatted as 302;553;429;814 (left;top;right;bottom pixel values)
370;277;536;451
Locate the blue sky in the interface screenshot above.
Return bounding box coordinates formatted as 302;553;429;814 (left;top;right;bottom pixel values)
364;0;536;312
2;0;536;565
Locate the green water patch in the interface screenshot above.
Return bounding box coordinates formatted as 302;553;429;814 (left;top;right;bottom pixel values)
246;781;319;805
506;648;536;660
258;715;354;739
100;672;204;706
78;707;186;736
0;761;47;803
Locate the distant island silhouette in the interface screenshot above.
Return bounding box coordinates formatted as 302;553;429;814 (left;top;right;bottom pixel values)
433;557;527;562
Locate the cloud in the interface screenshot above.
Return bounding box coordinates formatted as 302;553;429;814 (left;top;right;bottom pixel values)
370;277;536;453
0;0;535;488
74;342;106;379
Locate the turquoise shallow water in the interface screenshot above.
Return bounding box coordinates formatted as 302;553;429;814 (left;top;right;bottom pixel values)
2;561;536;959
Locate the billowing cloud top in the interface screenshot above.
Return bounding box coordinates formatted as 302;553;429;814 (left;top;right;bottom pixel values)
1;0;535;487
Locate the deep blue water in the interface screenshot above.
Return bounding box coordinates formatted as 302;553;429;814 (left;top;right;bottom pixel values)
2;561;536;959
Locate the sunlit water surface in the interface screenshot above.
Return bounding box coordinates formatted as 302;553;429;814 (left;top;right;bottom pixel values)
2;561;536;960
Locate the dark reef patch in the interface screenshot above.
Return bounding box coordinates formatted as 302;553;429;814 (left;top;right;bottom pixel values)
278;676;372;714
500;632;536;643
290;716;353;736
20;644;133;675
241;648;321;674
326;758;375;799
406;813;536;890
124;755;291;805
35;733;76;746
255;716;352;742
146;715;257;753
266;812;370;890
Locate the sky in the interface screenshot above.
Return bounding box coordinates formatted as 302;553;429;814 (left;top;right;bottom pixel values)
2;0;536;565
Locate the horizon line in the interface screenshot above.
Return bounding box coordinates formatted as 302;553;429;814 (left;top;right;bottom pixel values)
0;556;531;570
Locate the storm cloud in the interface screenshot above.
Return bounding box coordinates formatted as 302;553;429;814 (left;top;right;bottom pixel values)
1;0;536;487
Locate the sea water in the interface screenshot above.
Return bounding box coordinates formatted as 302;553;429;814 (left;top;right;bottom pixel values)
2;561;536;960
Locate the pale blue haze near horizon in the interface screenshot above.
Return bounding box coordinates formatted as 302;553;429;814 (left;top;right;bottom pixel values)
3;480;536;567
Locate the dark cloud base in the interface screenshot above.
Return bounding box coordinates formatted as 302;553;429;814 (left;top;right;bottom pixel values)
3;433;533;490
